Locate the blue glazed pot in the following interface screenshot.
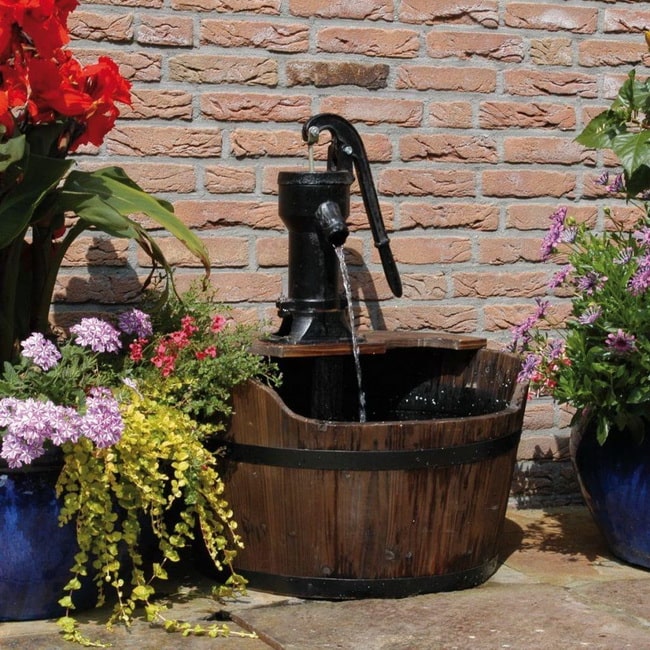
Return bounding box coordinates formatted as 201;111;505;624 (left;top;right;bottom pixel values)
0;455;95;621
571;418;650;569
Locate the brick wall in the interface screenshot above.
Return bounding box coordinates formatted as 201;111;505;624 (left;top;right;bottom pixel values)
61;0;650;506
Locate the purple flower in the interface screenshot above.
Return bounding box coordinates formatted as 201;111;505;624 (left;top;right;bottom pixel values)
614;247;633;265
517;354;541;383
20;333;61;371
0;434;44;469
607;173;625;193
575;271;607;295
549;265;572;289
634;227;650;249
628;268;650;296
118;309;153;339
510;299;549;351
540;207;568;261
80;388;124;448
49;406;83;446
70;318;122;353
577;306;602;325
606;329;636;354
595;171;609;186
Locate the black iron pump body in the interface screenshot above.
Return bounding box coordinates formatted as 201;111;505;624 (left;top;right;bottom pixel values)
273;113;402;344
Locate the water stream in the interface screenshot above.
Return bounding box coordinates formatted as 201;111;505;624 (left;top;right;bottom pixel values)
334;245;367;423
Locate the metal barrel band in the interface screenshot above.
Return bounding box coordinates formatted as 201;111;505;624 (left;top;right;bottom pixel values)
224;428;520;471
237;557;499;599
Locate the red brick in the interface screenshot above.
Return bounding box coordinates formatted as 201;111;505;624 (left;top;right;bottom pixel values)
106;126;222;157
172;200;281;230
68;11;133;42
289;0;394;21
379;169;475;198
400;273;447;301
400;134;497;163
256;237;289;267
318;96;422;127
426;31;524;62
170;0;281;11
479;101;576;130
317;26;419;58
399;0;498;29
86;162;197;194
201;93;311;122
400;203;499;231
428;102;473;129
603;8;650;33
231;129;304;158
204;166;256;193
454;271;549;297
506;204;596;231
477;238;546;264
503;136;595;166
396;66;496;93
201;19;309;53
482;170;576;198
286;61;389;89
504;69;598;97
119;89;193;120
136;14;193;46
579;39;649;67
63;237;129;267
169;55;278;86
138;237;249;267
54;274;143;304
386;237;472;265
74;48;162;81
504;3;597;33
201;272;282;302
378;305;479;333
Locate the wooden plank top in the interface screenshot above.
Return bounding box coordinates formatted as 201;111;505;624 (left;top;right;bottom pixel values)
251;331;487;358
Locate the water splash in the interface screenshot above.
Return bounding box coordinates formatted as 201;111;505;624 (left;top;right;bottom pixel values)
334;245;366;423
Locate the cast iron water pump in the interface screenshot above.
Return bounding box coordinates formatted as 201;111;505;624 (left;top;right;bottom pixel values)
273;113;402;344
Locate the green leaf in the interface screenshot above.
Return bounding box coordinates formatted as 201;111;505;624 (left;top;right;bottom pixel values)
610;130;650;179
0;135;25;172
58;167;210;274
575;110;623;150
0;153;73;248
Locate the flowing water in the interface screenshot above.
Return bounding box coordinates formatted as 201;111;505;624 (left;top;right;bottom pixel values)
335;246;367;423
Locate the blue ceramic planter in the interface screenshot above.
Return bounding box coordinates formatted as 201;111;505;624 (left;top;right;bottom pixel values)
0;457;94;621
571;420;650;569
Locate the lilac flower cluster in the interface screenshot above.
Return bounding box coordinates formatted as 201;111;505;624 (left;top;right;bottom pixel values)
118;308;153;339
0;390;124;468
20;333;61;371
70;317;122;353
0;308;152;468
540;207;567;261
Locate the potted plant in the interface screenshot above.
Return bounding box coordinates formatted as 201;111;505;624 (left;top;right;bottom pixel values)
0;285;278;643
0;0;209;365
510;68;650;568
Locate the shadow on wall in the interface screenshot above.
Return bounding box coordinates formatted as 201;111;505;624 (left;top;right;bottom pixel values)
511;437;583;509
341;245;388;331
51;237;144;329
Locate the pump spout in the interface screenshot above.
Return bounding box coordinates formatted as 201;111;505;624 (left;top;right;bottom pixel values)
316;200;349;248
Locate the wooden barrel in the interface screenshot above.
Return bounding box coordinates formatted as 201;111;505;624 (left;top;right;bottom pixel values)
222;342;527;599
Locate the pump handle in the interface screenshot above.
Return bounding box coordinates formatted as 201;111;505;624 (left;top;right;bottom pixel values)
302;113;402;298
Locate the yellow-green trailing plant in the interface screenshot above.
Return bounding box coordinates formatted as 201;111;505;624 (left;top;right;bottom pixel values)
56;392;251;644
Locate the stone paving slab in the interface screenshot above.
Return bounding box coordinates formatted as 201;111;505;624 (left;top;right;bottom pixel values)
1;507;649;649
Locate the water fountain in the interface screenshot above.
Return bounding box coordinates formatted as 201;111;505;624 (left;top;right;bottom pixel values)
221;114;528;598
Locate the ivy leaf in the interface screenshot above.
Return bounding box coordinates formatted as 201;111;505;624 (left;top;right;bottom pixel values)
610;130;650;179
